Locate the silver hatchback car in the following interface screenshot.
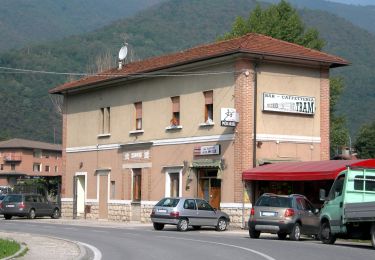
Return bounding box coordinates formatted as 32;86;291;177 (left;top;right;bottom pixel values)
150;197;230;231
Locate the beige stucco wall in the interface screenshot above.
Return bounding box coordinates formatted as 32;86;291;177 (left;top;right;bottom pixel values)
257;63;321;137
65;62;235;148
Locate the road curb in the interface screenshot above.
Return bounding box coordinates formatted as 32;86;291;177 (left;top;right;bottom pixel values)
0;232;88;260
1;240;27;260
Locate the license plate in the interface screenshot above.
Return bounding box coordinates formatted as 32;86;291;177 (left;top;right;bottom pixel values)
261;211;276;217
6;205;15;208
157;209;167;213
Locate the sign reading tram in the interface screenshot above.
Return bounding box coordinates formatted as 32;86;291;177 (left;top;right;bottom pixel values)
263;92;316;115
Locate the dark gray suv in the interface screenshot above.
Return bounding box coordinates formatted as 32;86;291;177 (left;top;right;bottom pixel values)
0;193;60;220
248;193;320;240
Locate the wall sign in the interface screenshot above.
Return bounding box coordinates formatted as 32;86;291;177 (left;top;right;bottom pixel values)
194;145;221;156
124;150;150;160
221;108;239;127
263;93;315;115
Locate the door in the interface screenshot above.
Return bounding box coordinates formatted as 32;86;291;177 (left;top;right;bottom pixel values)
196;199;217;226
198;169;221;209
182;199;199;225
76;175;85;216
324;175;345;233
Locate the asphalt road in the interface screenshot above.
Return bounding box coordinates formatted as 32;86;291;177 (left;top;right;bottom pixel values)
0;218;374;260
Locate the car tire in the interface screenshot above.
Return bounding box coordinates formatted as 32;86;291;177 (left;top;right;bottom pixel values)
4;214;12;220
177;218;189;232
370;223;375;249
290;223;301;241
153;223;165;231
278;233;287;240
192;226;201;230
51;208;60;219
249;227;260;238
320;221;336;244
28;209;36;219
216;218;228;231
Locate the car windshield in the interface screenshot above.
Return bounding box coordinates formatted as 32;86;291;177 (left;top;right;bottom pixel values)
256;196;292;208
155;198;180;207
3;195;22;203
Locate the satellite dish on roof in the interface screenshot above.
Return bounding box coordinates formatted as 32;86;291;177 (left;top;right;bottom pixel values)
118;42;128;70
118;43;128;61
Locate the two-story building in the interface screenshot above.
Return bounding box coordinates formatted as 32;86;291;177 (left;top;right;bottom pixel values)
50;33;348;225
0;138;62;187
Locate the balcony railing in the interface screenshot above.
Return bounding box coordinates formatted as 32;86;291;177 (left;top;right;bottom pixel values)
3;153;22;162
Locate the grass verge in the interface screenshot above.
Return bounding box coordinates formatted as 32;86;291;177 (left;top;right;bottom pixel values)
0;238;21;258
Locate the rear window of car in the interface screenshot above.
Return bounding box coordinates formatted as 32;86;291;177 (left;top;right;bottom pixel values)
256;196;292;208
155;198;180;207
3;195;22;203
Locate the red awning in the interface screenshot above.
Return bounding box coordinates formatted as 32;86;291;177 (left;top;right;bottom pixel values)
242;159;375;181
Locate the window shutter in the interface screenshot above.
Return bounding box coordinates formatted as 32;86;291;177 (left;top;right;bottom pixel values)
171;96;180;112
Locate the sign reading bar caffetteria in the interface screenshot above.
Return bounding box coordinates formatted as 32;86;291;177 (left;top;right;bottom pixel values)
263;93;316;115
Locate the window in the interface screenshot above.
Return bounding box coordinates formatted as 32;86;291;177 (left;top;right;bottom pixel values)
45;153;50;158
155;198;180;207
54;166;58;173
132;169;142;202
100;107;110;134
171;96;180;126
354;175;375;192
11;163;16;171
328;175;345;200
33;149;42;158
204;90;213;123
183;199;196;210
0;164;3;170
111;181;116;200
33;163;41;172
196;199;214;211
135;102;142;130
45;165;50;172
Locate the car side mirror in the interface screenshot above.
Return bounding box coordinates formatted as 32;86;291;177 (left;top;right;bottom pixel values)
319;189;326;201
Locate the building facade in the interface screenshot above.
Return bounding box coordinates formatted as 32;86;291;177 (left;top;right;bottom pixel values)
50;33;348;226
0;138;62;187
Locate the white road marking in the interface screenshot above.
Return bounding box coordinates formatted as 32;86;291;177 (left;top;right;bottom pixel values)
79;242;102;260
92;230;108;233
156;235;276;260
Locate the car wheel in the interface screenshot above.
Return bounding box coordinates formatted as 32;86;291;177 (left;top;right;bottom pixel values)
153;223;165;231
320;221;336;244
51;208;60;219
4;214;12;220
278;233;287;240
216;218;228;231
192;226;201;230
28;209;36;219
177;218;189;232
370;223;375;249
290;223;301;241
249;227;260;238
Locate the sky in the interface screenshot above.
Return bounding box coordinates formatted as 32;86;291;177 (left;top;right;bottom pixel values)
327;0;375;5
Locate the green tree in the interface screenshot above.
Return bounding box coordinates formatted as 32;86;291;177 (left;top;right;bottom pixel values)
220;0;324;50
355;121;375;159
330;77;350;156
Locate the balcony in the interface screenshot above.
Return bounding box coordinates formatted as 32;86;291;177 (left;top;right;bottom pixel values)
3;153;22;162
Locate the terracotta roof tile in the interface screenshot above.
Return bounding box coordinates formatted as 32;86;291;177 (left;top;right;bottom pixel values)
50;33;349;94
0;138;61;151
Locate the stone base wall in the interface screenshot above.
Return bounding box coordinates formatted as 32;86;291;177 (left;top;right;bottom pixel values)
141;204;154;223
84;202;99;220
61;201;73;218
109;203;131;222
221;206;251;228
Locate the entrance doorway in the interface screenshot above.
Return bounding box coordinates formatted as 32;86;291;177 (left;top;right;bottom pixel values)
76;175;86;216
198;169;221;209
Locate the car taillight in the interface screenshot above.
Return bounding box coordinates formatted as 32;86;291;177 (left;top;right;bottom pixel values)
19;202;25;209
170;211;180;218
284;208;295;217
0;202;3;209
250;208;255;216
